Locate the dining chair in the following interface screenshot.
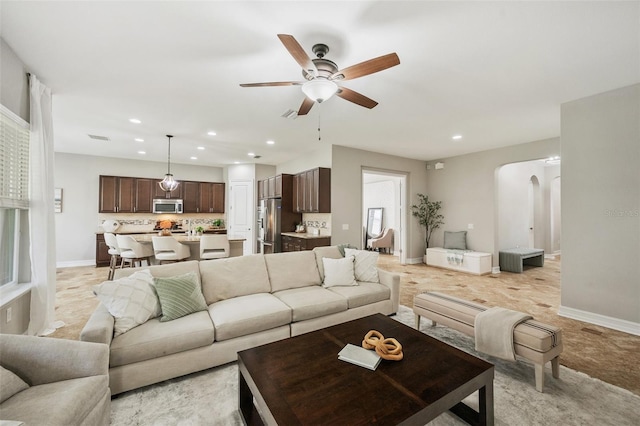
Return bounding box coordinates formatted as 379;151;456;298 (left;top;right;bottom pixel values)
116;235;154;268
199;234;230;260
151;236;191;264
103;232;122;280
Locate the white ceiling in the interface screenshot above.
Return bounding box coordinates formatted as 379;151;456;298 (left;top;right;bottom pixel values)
2;1;638;168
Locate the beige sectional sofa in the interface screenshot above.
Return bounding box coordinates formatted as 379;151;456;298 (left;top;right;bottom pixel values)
80;246;399;394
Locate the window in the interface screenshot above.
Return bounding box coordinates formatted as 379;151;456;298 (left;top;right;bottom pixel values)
0;105;29;287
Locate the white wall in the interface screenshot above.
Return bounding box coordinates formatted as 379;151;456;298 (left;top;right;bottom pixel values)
276;145;332;175
54;152;224;265
560;84;639;328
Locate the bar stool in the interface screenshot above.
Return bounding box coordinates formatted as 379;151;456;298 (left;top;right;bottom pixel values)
116;235;154;268
199;234;230;260
103;232;121;280
152;236;191;264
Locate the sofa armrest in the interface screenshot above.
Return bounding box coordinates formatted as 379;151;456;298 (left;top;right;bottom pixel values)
80;303;114;346
0;334;109;386
377;268;400;313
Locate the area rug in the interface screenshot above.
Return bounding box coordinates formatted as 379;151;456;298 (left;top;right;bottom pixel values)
111;306;640;425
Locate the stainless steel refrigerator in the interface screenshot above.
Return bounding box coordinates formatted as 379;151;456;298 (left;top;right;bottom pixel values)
258;198;281;254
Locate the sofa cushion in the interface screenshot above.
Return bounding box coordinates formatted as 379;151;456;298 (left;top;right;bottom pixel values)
109;310;214;367
114;260;201;284
208;293;291;341
199;254;271;304
0;375;108;425
265;251;322;292
328;282;391;309
274;287;348;322
322;256;358;288
313;246;343;281
92;269;161;336
153;272;208;322
344;248;379;283
0;366;29;404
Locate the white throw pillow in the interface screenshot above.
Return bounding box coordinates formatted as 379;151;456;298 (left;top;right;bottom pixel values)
93;269;161;337
322;256;358;288
344;248;379;283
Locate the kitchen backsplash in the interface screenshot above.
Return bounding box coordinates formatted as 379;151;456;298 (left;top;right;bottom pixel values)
301;213;331;236
98;213;224;233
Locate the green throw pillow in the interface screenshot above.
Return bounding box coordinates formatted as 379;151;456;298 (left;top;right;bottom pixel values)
153;272;207;322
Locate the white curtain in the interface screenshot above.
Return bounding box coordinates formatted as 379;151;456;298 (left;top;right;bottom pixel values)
28;74;63;336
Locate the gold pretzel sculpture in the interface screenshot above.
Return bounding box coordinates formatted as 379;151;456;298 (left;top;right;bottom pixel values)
362;330;404;361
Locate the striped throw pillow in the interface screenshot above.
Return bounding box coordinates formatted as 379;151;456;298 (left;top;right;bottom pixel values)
153;272;207;322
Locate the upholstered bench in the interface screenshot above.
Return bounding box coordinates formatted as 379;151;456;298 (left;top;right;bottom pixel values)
413;291;563;392
499;247;544;273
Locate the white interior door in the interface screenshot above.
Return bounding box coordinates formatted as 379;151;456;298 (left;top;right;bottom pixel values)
228;179;254;255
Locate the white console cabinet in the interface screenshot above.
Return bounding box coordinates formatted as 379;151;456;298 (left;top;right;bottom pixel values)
425;247;492;275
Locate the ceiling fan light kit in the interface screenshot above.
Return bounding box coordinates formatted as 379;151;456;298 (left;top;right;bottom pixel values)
301;79;338;103
159;134;179;192
240;34;400;116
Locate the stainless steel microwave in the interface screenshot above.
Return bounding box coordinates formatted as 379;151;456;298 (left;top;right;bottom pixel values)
153;199;183;214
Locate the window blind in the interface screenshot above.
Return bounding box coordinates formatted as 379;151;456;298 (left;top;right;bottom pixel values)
0;105;30;209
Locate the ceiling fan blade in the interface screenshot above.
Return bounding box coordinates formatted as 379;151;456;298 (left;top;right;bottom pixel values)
297;97;315;116
336;87;378;109
239;81;304;87
331;53;400;81
277;34;318;76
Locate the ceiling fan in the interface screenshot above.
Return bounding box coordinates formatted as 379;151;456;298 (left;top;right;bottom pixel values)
240;34;400;116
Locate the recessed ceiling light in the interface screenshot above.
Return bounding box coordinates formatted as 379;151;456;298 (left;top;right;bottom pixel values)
134;138;144;142
207;131;217;136
248;152;255;157
129;118;141;124
266;140;275;145
190;156;198;160
197;146;205;150
137;151;146;155
234;161;240;164
452;135;462;140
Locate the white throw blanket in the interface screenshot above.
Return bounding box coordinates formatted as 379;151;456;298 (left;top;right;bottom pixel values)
474;307;532;361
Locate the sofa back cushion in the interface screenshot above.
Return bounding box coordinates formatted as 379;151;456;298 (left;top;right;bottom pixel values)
265;251;322;292
113;260;201;286
313;246;343;281
199;254;271;304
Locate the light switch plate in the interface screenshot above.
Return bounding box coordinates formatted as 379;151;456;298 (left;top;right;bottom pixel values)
342;224;349;230
468;224;474;230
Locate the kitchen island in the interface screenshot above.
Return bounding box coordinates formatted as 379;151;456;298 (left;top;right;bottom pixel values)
280;232;331;252
96;231;245;266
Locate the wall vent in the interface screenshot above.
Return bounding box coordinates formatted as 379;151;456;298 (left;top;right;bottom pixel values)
88;134;110;141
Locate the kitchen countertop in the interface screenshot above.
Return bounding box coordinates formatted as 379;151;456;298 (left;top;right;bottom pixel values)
131;234;245;242
281;232;331;240
96;229;227;235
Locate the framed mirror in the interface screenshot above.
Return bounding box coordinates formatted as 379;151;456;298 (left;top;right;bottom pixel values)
366;208;384;238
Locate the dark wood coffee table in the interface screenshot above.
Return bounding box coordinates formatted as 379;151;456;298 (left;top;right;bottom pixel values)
238;314;494;425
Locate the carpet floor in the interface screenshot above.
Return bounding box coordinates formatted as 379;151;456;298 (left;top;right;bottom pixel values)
109;306;640;426
50;255;640;396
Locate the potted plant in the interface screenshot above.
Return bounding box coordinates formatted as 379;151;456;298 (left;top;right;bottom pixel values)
410;193;444;258
195;226;205;236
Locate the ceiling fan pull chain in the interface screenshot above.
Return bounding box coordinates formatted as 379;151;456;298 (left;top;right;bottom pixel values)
318;104;322;141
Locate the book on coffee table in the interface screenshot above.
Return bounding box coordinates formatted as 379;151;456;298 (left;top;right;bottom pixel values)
338;344;381;371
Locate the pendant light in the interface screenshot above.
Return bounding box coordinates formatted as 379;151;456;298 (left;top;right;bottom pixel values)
158;134;179;192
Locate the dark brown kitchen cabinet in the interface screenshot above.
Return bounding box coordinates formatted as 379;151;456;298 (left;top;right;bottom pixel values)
293;168;331;213
134;178;154;213
95;234;111;267
259;174;293;200
197;182;225;213
281;234;331;252
99;176;135;213
182;181;200;213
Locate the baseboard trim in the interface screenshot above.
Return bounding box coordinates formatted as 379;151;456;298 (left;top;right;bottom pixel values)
558;305;640;336
56;260;95;268
406;257;424;265
491;266;501;274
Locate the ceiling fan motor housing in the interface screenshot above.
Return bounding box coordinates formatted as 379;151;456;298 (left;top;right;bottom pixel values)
302;43;340;80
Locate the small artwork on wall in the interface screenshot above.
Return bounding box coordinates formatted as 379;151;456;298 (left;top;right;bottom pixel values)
54;188;63;213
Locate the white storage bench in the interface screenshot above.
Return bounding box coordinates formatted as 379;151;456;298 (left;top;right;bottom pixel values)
425;247;492;275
